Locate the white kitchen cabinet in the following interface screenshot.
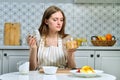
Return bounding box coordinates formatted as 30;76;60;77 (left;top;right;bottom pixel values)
0;50;2;75
74;51;95;68
2;50;29;74
75;50;120;80
95;51;120;80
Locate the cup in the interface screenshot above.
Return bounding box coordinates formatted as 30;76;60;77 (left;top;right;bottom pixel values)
17;61;29;75
81;38;88;46
66;40;78;49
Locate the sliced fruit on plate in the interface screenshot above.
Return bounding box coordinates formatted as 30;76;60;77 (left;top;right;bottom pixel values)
81;65;95;73
76;65;95;73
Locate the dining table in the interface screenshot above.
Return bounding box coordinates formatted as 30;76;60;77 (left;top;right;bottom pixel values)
0;70;116;80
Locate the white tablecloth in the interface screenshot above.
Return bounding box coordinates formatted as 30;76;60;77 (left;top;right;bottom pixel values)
0;71;116;80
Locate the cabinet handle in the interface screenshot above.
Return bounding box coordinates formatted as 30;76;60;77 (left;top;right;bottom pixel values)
4;53;7;56
90;54;94;58
97;54;100;57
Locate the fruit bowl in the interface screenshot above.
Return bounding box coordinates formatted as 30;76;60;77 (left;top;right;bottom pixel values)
91;36;116;46
91;40;116;46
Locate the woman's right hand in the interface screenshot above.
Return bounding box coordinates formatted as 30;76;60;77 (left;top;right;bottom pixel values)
27;35;37;49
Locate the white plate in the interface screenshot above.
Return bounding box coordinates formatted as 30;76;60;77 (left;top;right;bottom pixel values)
70;70;103;77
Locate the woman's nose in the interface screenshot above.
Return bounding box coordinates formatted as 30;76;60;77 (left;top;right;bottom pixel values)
57;20;61;25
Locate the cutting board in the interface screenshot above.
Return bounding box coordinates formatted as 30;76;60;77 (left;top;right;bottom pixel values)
39;68;71;74
4;23;21;45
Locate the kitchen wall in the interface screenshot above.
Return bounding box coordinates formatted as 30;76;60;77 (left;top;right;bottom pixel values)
0;0;73;3
0;2;120;46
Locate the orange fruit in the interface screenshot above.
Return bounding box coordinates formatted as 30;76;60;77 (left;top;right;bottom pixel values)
105;33;112;41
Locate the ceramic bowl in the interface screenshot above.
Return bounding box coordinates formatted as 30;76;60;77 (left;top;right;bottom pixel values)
42;66;58;75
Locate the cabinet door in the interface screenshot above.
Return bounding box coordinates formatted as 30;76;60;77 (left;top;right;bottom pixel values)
95;51;120;80
75;50;95;68
2;50;29;74
0;50;2;74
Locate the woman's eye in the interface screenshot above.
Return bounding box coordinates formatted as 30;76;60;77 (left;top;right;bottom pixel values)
60;19;63;22
53;18;63;22
53;19;57;21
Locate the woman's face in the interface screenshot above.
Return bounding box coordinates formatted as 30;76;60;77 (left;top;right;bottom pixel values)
45;11;64;33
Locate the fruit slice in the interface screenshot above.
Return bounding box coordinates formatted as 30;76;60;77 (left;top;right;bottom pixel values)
80;66;95;73
77;68;81;73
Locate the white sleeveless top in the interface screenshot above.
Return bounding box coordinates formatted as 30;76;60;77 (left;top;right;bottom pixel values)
37;37;67;67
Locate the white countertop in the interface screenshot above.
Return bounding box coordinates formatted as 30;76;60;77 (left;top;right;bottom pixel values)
0;46;29;49
77;46;120;50
0;46;120;50
0;71;116;80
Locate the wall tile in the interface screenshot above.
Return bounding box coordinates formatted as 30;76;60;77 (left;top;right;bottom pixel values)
0;2;120;46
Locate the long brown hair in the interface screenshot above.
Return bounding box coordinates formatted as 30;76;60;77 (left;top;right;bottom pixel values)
38;6;68;38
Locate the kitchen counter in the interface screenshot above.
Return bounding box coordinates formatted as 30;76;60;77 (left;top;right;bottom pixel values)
0;46;29;49
0;46;120;50
77;46;120;50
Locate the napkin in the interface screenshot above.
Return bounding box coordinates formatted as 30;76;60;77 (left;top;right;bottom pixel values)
19;62;29;74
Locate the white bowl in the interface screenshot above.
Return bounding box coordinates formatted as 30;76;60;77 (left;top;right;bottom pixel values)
42;66;58;75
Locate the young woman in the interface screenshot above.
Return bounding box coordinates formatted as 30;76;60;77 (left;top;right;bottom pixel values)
27;6;77;70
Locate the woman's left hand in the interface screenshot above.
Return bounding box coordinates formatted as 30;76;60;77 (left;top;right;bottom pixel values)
67;48;77;68
67;48;76;56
